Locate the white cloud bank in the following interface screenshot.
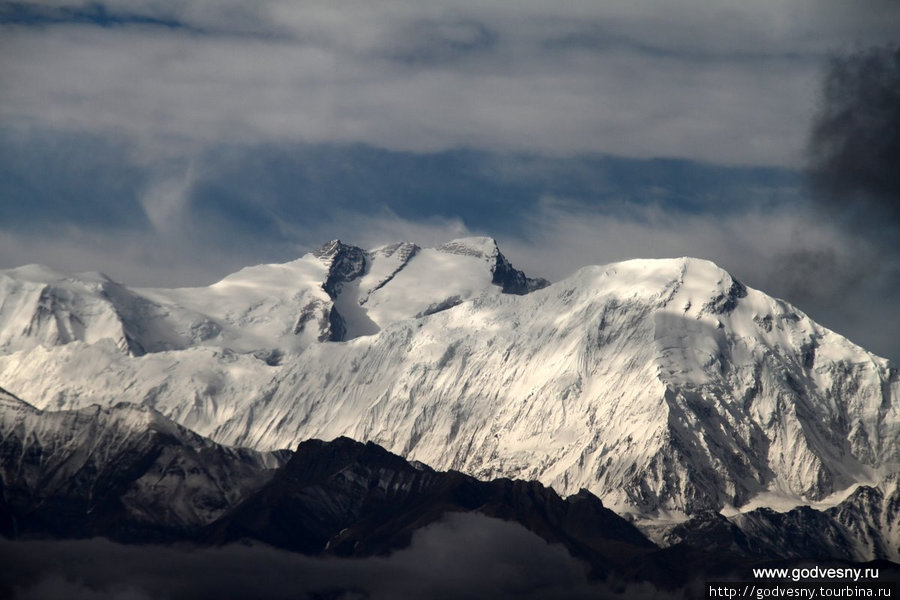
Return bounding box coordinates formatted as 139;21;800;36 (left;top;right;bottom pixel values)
2;0;899;165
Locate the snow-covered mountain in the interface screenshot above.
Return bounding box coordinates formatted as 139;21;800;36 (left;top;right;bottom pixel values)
0;237;547;357
0;237;897;528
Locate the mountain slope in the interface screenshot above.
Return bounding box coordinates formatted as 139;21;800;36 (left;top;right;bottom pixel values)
210;256;899;516
4;422;892;595
0;265;218;356
663;476;900;564
825;476;900;561
0;392;287;540
0;238;896;522
0;237;541;433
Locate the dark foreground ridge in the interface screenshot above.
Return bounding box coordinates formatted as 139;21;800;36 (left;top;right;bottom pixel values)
1;404;897;598
204;436;654;578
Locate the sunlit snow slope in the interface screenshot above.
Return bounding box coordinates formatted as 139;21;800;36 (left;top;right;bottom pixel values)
0;238;896;518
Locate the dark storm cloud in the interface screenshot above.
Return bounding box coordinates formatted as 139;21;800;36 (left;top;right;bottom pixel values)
808;44;900;240
764;43;900;365
0;513;680;600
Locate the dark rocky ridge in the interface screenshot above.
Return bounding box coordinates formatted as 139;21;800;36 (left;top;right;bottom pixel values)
491;246;550;294
206;437;654;578
0;398;288;542
1;403;897;592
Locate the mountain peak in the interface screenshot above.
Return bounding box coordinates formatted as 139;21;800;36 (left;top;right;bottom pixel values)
437;236;500;259
2;263;71;284
436;236;549;295
312;239;365;262
571;256;746;312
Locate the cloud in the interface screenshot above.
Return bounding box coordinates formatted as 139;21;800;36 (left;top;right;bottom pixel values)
139;163;195;233
807;44;900;243
792;43;900;363
0;227;221;287
0;127;149;232
0;134;796;278
0;513;682;600
3;0;899;165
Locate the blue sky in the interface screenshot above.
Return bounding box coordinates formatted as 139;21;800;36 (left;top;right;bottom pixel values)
1;0;899;361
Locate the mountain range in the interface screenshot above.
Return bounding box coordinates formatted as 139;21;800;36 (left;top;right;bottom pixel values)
0;236;898;580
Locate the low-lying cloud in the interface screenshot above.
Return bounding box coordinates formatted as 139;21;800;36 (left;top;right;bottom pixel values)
0;513;682;600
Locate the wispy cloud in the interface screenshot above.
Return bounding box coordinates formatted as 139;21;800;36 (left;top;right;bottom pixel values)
0;135;799;278
0;2;200;32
